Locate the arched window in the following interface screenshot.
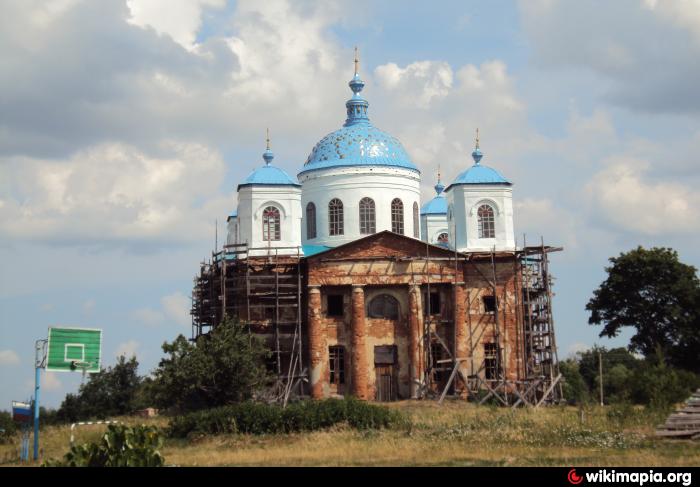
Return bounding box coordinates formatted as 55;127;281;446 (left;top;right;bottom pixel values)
368;294;400;320
413;202;419;238
437;232;449;244
477;204;495;239
262;206;281;241
359;197;376;235
329;198;344;236
391;198;404;235
306;202;316;239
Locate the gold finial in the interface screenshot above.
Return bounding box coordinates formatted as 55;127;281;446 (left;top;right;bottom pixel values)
354;46;359;75
266;127;270;150
437;164;441;183
475;128;480;149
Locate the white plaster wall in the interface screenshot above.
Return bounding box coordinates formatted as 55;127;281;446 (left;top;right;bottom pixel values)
226;216;238;246
299;166;421;247
237;185;303;256
420;213;449;246
446;185;515;252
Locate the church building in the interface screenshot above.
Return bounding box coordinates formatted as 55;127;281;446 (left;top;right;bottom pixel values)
192;53;563;405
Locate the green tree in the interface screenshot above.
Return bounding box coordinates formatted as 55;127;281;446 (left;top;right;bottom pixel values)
57;355;142;421
149;317;271;412
559;358;590;404
586;247;700;372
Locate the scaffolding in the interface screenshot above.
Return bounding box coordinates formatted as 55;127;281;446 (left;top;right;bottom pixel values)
191;244;307;405
422;240;564;407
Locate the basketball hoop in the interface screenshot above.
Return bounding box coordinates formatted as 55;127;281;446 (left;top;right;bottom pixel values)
70;361;93;380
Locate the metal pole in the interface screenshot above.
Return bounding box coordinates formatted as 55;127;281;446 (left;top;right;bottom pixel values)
33;362;40;461
33;339;46;461
598;349;604;406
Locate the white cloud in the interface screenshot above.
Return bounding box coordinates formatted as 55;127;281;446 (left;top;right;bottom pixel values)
0;141;230;248
375;61;453;109
127;0;226;50
132;291;190;328
518;0;700;113
161;292;191;328
567;342;590;358
115;340;141;359
43;371;63;391
0;350;21;365
585;157;700;236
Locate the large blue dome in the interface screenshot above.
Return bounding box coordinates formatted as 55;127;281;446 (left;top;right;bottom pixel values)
298;65;419;177
300;124;419;175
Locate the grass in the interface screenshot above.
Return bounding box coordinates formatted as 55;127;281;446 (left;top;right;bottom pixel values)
2;401;699;466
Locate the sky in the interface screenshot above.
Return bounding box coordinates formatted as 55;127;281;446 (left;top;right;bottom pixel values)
1;0;699;409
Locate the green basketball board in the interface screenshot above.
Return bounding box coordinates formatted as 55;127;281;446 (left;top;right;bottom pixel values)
46;327;102;373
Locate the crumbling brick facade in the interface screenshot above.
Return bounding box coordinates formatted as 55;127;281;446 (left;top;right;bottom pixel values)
192;231;562;404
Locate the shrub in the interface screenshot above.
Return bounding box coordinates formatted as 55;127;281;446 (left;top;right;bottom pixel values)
168;399;402;438
44;424;165;467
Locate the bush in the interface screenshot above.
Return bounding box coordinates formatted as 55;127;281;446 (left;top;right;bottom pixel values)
168;399;402;438
0;411;17;444
44;424;165;467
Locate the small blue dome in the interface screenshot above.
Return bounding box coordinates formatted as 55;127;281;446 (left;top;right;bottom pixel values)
298;59;419;177
237;146;301;191
421;174;448;215
420;194;447;215
445;139;511;190
446;165;511;189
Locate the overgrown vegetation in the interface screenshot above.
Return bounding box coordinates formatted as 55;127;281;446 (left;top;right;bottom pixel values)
168;398;402;438
147;317;271;412
51;318;271;423
43;424;164;467
559;346;700;409
56;356;143;422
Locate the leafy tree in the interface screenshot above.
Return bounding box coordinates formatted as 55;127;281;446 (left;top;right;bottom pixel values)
586;247;700;371
559;358;590;404
56;355;142;421
577;346;639;397
149;317;271;412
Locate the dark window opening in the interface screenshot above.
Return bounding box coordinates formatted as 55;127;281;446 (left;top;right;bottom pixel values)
329;346;345;385
327;294;344;317
430;342;449;384
424;291;441;316
306;202;316;239
483;295;497;313
368;294;400;320
484;343;500;380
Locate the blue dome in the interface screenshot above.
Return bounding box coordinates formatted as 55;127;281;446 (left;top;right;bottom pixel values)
237;146;301;191
299;124;419;175
446;165;511;189
445;140;511;190
298;62;419;176
421;175;447;215
420;194;447;215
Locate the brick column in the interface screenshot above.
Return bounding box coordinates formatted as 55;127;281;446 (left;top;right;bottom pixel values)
453;281;468;396
351;285;369;400
307;285;327;399
408;284;424;398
